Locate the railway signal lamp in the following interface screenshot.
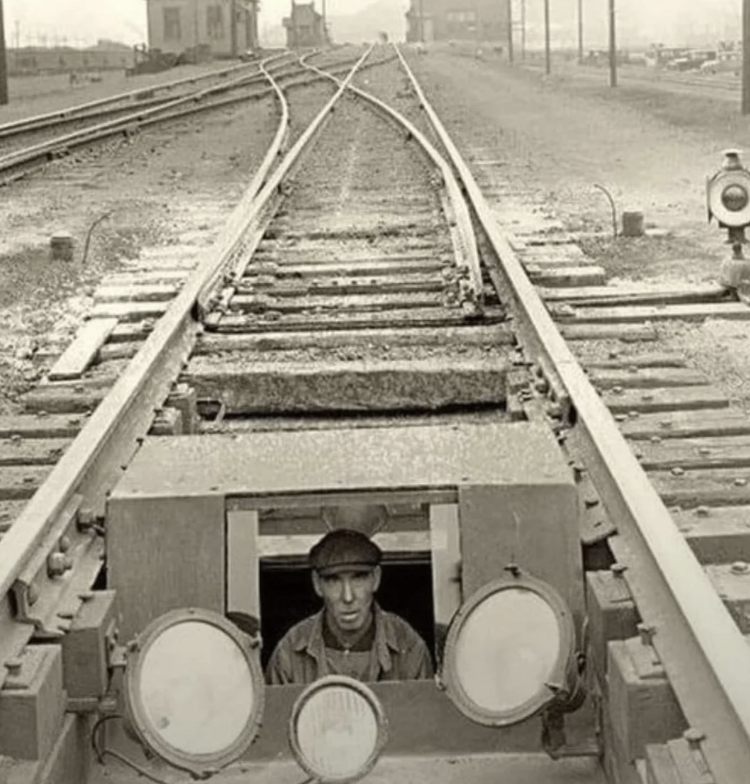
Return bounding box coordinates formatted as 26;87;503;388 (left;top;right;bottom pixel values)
119;608;265;779
439;566;585;747
288;675;389;783
707;149;750;289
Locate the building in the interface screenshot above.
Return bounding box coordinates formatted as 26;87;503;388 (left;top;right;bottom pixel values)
283;2;327;48
405;0;510;43
146;0;259;58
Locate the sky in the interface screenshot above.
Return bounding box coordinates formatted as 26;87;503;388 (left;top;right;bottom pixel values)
0;0;741;48
1;0;379;46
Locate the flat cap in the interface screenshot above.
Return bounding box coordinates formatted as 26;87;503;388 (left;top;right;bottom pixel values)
309;529;382;575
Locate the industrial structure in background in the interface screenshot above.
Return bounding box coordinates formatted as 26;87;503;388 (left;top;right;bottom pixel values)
405;0;510;43
283;2;328;48
146;0;260;59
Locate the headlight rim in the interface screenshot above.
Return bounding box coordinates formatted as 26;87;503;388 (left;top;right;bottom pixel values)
288;674;389;784
440;569;576;728
122;607;265;778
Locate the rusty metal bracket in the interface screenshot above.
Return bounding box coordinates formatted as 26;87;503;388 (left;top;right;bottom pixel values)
12;494;104;639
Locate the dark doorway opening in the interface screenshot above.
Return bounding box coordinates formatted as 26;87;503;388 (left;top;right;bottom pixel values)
259;558;436;672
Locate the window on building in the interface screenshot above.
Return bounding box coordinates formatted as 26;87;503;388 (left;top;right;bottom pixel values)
163;7;182;42
207;5;225;40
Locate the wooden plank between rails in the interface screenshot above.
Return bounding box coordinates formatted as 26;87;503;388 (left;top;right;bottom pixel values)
618;409;750;440
47;318;119;381
601;385;728;414
672;505;750;564
563;301;750;324
633;435;750;471
528;266;607;288
587;367;706;390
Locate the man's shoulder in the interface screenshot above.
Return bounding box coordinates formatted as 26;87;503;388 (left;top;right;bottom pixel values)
380;610;429;649
274;613;319;651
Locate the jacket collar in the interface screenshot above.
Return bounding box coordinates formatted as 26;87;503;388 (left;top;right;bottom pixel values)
295;603;400;672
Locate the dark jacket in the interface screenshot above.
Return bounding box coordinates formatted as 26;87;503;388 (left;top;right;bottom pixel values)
265;604;434;685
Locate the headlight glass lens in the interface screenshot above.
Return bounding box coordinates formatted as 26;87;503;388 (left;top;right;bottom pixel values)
292;680;385;783
453;587;561;713
137;620;256;755
722;184;749;212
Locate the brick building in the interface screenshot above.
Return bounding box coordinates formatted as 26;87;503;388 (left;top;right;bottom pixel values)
405;0;510;43
147;0;259;57
283;2;327;48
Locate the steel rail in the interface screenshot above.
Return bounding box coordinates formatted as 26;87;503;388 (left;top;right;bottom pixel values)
0;54;292;172
0;53;373;185
396;44;750;783
0;59;269;137
197;46;379;313
305;56;483;305
0;47;298;679
0;64;292;142
0;47;374;682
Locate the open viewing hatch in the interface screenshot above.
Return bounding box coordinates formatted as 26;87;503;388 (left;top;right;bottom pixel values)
441;569;576;727
289;675;389;784
122;608;265;778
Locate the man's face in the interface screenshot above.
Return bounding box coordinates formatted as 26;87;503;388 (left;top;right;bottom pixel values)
313;567;381;634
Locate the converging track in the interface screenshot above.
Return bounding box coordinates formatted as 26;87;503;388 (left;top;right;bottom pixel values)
2;41;750;784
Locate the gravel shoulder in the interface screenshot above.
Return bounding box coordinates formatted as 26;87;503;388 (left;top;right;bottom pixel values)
408;47;750;414
0;93;279;414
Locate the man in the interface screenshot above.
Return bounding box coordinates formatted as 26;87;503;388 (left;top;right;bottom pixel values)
265;523;434;685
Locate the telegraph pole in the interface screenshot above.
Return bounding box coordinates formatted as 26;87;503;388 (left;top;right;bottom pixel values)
520;0;525;59
608;0;617;87
577;0;583;63
321;0;327;44
230;0;238;57
544;0;551;75
0;0;8;106
419;0;425;42
743;0;750;113
507;0;514;64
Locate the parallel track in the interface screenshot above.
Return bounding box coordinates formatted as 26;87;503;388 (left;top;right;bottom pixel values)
398;48;750;782
0;48;386;184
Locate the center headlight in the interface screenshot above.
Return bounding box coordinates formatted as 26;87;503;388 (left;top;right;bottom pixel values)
289;676;388;783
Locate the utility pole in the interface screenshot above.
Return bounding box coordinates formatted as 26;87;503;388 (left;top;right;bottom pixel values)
520;0;525;59
577;0;583;64
507;0;514;64
608;0;617;87
743;0;750;113
230;0;238;57
0;0;6;106
544;0;550;76
321;0;327;44
419;0;425;42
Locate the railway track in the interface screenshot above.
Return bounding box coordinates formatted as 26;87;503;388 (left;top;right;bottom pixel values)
1;41;750;784
0;48;387;184
399;49;750;783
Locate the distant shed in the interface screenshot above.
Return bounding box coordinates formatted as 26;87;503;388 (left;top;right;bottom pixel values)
283;2;328;48
405;0;510;43
146;0;259;57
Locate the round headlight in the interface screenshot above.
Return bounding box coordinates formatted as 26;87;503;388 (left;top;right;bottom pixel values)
289;676;388;784
123;608;264;778
722;184;750;212
441;571;575;727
